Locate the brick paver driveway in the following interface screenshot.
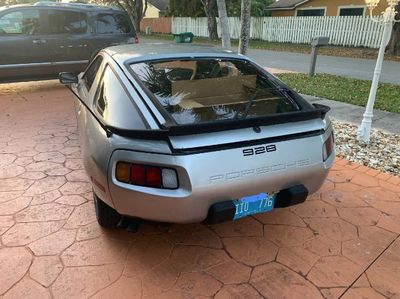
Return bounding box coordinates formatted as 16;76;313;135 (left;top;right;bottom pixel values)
1;81;400;299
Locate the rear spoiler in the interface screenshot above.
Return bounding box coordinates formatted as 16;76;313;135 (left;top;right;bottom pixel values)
67;84;329;140
109;104;330;139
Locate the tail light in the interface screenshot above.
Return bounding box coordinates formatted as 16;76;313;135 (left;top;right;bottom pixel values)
134;36;139;43
130;164;146;186
323;132;335;161
145;167;162;188
116;162;178;189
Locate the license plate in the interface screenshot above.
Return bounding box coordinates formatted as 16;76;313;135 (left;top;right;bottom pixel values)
233;192;276;220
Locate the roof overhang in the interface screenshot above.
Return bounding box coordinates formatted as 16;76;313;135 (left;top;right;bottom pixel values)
265;0;310;11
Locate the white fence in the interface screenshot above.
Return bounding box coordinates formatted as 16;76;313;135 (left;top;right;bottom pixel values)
172;16;384;48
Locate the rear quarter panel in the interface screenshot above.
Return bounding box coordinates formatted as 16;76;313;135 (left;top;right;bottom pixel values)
75;98;115;207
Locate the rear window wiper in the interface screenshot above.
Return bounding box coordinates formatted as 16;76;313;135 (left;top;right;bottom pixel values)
234;88;259;119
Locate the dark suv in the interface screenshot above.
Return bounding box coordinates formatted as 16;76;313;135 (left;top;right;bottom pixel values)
0;2;137;83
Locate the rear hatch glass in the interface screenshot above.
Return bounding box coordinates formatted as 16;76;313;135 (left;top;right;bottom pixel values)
130;58;301;126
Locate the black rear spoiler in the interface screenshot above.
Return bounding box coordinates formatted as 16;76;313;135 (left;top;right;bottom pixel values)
109;104;330;139
67;84;329;140
312;103;330;119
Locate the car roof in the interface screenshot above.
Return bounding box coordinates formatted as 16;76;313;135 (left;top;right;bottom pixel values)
1;2;123;12
104;43;246;65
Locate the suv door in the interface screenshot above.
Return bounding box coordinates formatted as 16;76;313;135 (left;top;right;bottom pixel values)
0;8;51;82
90;12;136;55
43;8;91;75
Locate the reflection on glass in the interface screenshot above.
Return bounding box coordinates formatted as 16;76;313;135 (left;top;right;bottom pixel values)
96;14;130;34
0;10;40;35
131;58;299;125
47;11;87;34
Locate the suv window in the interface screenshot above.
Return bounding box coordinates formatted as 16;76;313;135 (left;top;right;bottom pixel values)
83;56;103;90
0;9;40;35
47;10;87;34
96;13;131;34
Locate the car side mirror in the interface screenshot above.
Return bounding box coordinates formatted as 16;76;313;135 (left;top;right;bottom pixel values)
59;72;78;85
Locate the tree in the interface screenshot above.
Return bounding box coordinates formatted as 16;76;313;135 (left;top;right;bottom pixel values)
386;4;400;56
216;0;231;49
238;0;251;54
201;0;218;40
226;0;273;17
167;0;273;41
167;0;273;18
94;0;147;32
167;0;204;17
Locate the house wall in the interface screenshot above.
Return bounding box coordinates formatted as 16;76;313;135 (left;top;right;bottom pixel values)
144;3;160;18
271;0;387;17
271;10;294;17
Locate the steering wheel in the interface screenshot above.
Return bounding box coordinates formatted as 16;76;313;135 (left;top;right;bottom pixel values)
209;63;222;78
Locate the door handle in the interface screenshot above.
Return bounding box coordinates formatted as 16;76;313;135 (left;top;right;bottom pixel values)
32;39;47;45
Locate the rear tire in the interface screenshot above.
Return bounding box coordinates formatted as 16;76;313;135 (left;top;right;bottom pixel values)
94;193;121;228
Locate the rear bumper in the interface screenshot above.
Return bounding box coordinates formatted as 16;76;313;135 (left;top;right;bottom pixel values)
110;164;330;223
106;134;334;223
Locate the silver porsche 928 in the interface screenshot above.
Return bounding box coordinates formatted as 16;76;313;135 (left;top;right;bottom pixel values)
59;43;335;228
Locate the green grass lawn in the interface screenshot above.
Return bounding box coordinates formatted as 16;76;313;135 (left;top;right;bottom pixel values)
139;33;400;62
276;73;400;114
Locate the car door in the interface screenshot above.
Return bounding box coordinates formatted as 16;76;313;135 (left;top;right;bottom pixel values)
0;7;52;82
90;12;135;55
43;8;92;75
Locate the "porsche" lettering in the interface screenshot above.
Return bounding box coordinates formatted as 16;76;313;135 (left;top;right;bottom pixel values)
209;159;311;183
243;145;277;156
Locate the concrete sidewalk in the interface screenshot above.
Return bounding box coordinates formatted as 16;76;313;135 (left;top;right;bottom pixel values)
303;95;400;135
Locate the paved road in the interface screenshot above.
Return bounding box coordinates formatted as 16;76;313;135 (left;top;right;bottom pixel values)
249;48;400;84
141;38;400;84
